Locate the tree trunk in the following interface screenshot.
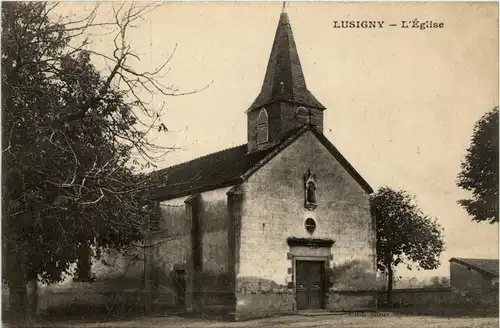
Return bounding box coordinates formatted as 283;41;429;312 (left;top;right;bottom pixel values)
76;242;92;282
27;279;39;317
387;263;393;307
8;280;27;322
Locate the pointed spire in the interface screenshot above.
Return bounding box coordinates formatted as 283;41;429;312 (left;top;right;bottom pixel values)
249;6;325;111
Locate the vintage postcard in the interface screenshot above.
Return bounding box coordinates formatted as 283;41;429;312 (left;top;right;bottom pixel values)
1;2;498;327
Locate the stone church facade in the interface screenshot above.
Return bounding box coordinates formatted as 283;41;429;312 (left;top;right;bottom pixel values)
144;8;378;320
34;7;377;321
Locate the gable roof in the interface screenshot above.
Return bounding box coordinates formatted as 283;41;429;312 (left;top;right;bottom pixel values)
449;258;499;277
249;10;325;111
149;144;276;201
150;125;373;201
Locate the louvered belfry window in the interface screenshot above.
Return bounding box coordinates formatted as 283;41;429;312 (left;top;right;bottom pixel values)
257;108;269;144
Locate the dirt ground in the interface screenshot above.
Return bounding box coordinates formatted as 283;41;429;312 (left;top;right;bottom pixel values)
24;313;500;328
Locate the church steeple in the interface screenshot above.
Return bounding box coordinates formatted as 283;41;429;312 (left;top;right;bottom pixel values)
247;6;326;153
248;6;325;111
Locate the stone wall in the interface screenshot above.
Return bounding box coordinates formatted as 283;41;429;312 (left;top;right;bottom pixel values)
247;102;282;152
149;195;191;311
26;248;146;316
280;102;323;133
328;291;376;311
378;288;499;313
247;101;324;153
200;189;230;273
237;130;376;317
233;276;293;320
27;186;234;317
150;187;233;314
197;187;233;311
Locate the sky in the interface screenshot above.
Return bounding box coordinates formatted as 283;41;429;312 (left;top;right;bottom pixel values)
63;2;499;278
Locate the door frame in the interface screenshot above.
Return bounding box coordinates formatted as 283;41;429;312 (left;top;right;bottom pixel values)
293;256;328;311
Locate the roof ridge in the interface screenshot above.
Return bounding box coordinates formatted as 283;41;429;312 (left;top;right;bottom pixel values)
153;143;247;175
449;257;499;277
149;125;374;200
155;126;308;177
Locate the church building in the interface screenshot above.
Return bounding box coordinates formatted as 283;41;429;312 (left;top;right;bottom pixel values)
145;7;378;320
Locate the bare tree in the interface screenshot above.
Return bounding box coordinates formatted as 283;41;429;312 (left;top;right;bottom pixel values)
2;2;209;321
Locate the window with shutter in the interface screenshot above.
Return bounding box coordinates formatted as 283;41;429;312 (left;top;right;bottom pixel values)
257;108;269;144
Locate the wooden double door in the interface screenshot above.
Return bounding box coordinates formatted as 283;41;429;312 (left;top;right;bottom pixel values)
296;260;325;310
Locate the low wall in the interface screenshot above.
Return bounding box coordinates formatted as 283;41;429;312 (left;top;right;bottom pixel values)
328;290;377;311
378;287;452;307
232;277;293;320
377;287;499;310
233;293;294;321
38;289;153;318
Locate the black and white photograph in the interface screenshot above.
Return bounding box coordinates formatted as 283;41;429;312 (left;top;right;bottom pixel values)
1;2;498;327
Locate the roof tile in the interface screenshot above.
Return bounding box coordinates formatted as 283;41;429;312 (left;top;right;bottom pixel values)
149;126;373;200
150;144;276;200
249;12;325;111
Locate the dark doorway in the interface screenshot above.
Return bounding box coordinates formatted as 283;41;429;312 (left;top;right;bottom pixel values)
296;260;325;310
175;269;186;307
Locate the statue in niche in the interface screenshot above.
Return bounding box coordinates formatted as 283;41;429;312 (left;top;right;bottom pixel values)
303;169;317;210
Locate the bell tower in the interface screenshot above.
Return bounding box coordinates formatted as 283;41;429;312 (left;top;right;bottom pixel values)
247;4;326;153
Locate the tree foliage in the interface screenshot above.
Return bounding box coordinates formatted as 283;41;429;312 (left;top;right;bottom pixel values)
457;107;499;224
371;187;445;305
428;276;450;288
1;2;204;320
